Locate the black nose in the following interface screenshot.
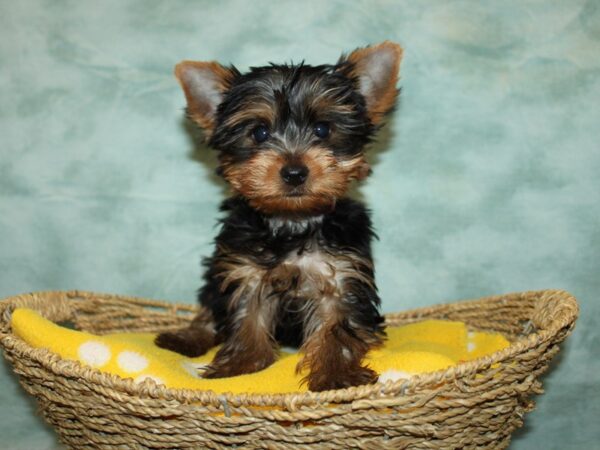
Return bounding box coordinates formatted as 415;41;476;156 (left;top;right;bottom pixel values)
280;164;309;187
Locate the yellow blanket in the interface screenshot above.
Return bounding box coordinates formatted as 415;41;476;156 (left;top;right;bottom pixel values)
11;308;509;394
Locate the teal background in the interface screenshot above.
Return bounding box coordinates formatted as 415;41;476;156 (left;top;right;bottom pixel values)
1;0;599;448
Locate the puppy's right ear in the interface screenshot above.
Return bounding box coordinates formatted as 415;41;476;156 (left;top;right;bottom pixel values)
174;61;238;135
338;41;403;126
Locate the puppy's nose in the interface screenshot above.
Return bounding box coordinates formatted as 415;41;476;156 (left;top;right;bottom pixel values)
280;164;309;187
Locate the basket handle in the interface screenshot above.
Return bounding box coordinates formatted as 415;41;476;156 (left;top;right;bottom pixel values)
530;290;579;333
0;291;77;335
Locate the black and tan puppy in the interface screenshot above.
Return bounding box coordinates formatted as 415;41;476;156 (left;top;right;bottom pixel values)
156;41;403;391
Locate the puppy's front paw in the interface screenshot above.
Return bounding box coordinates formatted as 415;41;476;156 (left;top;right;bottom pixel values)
201;363;238;379
308;366;379;392
202;352;276;378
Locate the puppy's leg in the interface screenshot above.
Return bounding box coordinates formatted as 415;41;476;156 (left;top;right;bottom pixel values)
155;308;216;357
203;291;279;378
298;282;385;391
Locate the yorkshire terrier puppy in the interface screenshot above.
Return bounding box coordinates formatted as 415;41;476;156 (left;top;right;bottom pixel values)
156;41;403;391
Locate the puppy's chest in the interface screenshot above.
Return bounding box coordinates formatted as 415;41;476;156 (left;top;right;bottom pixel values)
216;243;363;300
215;213;372;300
263;245;370;299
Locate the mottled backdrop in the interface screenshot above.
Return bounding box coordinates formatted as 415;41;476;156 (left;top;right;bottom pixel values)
1;0;598;448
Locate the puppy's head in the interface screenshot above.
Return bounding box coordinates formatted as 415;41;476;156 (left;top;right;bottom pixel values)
176;41;403;215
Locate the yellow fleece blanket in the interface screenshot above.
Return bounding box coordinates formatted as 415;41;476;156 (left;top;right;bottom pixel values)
11;308;509;394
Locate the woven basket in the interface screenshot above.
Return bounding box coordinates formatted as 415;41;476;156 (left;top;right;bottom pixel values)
0;290;578;449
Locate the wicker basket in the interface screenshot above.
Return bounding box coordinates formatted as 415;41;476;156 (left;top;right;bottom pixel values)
0;289;578;449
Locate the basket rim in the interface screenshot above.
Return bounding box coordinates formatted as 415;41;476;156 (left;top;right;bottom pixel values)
0;289;579;409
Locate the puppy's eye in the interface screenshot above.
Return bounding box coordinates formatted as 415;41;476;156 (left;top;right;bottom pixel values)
252;125;270;144
313;122;330;139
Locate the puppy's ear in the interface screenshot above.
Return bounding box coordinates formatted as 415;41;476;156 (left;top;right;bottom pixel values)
339;41;403;125
174;61;238;134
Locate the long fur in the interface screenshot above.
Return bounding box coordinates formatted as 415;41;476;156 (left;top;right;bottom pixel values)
156;42;402;391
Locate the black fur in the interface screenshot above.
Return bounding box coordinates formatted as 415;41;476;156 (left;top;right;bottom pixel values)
210;63;375;164
200;196;384;348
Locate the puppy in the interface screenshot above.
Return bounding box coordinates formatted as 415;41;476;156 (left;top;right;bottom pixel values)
156;41;403;391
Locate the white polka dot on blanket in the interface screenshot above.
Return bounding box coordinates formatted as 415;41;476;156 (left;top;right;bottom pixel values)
78;341;111;368
467;331;476;352
117;351;148;373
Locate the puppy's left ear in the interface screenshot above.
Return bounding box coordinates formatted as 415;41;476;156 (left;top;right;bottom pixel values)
174;61;238;136
339;41;403;125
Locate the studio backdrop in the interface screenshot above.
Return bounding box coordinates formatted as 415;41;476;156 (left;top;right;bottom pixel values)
1;1;598;449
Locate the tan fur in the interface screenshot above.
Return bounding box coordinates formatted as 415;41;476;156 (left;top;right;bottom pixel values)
223;102;275;129
221;147;370;214
203;251;281;378
209;244;380;385
297;298;382;391
203;295;279;378
309;89;356;116
214;246;373;306
345;41;403;125
174;61;237;136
